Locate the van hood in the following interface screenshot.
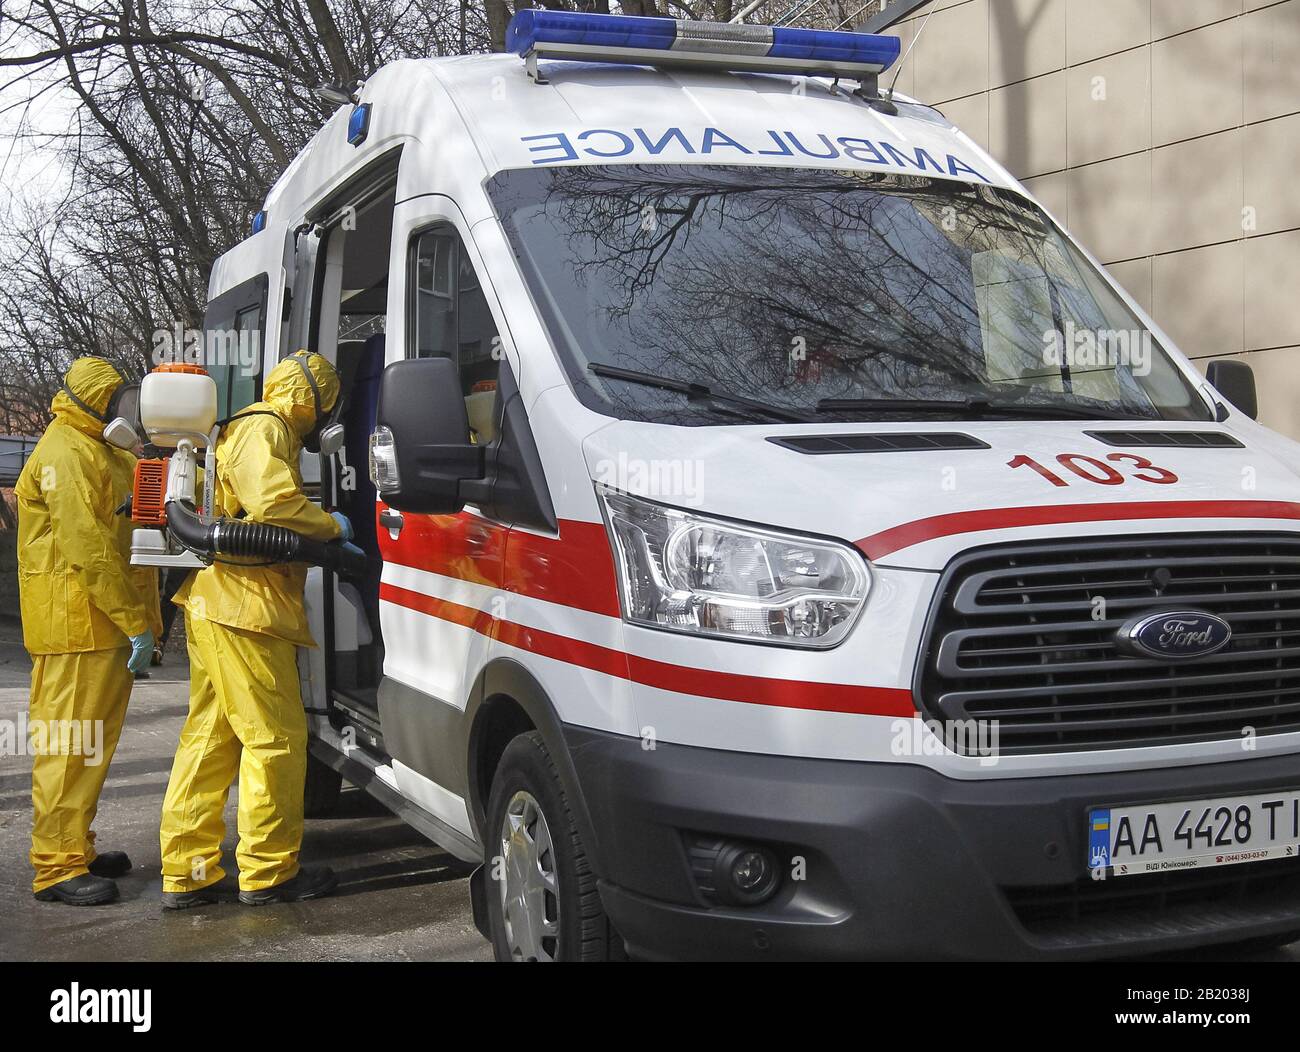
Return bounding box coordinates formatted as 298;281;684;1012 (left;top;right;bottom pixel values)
583;419;1300;571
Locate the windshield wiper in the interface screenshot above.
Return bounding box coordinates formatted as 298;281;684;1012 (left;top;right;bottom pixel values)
817;398;973;414
975;400;1141;421
589;364;815;423
815;396;1141;421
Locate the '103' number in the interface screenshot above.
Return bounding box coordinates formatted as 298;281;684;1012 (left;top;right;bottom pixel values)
1008;452;1179;488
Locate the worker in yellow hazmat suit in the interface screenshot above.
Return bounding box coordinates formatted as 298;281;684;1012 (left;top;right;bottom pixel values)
16;356;158;905
160;350;353;907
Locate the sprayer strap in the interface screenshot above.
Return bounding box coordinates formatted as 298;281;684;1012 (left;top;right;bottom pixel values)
213;411;292;522
216;409;293;441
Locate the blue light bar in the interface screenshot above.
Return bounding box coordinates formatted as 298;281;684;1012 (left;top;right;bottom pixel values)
505;11;900;80
347;103;371;146
251;210;267;234
507;11;676;53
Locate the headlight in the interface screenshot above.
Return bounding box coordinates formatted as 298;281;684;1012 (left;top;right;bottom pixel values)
597;486;870;648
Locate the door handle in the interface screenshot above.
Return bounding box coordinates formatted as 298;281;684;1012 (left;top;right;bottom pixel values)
379;509;405;533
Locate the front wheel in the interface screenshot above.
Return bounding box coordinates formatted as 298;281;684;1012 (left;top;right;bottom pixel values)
485;731;625;961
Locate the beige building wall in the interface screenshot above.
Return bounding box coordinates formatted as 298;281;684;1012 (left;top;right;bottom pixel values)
881;0;1300;434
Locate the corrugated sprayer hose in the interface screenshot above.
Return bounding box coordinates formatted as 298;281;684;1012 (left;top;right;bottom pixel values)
166;500;368;577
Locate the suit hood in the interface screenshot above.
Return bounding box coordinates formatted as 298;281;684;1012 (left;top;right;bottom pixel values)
50;357;124;439
263;350;340;438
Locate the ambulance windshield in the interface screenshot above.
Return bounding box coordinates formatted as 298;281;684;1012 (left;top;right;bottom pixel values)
487;165;1212;425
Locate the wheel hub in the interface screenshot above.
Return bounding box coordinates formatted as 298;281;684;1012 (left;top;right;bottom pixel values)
499;789;560;961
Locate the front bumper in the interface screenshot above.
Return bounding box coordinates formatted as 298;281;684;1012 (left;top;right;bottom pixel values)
565;726;1300;960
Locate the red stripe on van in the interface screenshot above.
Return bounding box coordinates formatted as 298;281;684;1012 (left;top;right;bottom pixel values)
502;520;622;618
377;507;621;617
379;583;916;718
856;500;1300;561
376;507;507;588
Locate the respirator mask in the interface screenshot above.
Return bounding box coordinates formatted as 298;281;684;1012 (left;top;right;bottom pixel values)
61;362;141;451
292;352;345;456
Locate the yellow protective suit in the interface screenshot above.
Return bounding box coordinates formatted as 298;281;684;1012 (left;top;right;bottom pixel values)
15;356;154;893
160;351;342;893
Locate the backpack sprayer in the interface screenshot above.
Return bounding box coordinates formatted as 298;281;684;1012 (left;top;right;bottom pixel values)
129;363;366;577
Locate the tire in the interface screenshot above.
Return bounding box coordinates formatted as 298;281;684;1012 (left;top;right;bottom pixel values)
303;751;343;818
485;731;626;961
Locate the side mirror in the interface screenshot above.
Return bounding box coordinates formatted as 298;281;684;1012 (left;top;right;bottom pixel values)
370;357;485;515
1206;359;1258;421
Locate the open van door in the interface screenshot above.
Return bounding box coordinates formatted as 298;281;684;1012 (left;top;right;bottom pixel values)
201;219;334;719
201;220;299;418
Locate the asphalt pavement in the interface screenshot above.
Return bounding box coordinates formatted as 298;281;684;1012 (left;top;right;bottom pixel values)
0;617;490;962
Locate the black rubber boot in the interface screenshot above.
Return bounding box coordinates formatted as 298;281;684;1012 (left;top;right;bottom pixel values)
34;873;119;906
161;887;222;911
88;851;132;879
239;866;338;905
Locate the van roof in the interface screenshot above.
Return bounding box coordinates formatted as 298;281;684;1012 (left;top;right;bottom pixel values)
262;51;1016;221
432;54;1009;184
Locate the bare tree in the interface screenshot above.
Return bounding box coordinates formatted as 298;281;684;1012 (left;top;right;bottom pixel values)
0;1;848;430
0;0;485;426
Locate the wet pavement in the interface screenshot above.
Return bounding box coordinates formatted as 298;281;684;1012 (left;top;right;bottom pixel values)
0;618;490;962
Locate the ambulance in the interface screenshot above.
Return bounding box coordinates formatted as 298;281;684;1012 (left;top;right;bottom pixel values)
185;12;1300;959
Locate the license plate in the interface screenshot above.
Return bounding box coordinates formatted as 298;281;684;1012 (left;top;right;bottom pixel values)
1088;790;1300;877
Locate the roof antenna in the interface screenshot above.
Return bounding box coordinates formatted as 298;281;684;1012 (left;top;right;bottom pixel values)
878;6;934;111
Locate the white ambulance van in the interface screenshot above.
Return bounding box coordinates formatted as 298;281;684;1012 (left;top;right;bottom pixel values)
195;12;1300;960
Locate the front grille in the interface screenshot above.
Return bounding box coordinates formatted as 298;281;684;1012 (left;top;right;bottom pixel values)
1006;858;1300;950
917;534;1300;754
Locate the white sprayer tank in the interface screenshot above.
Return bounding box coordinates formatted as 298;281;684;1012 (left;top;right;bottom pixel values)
140;365;218;447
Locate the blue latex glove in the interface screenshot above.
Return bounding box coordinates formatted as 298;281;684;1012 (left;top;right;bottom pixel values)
127;630;155;674
330;511;353;542
341;541;366;560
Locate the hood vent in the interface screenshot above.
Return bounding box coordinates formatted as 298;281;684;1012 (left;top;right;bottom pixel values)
768;433;989;455
1086;430;1243;448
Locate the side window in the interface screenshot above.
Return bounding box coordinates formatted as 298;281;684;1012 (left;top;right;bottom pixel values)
413;231;456;360
457;249;501;393
410;226;501;441
227;304;263;414
201;274;267;419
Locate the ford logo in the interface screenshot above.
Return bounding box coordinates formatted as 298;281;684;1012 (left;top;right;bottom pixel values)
1118;610;1232;661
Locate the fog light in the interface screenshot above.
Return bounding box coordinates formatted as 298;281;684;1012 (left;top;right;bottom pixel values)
731;849;771;893
717;844;779;905
686;835;782;907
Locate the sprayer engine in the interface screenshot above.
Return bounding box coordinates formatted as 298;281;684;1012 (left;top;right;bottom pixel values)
129;362;366;578
129;363;218;569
